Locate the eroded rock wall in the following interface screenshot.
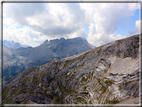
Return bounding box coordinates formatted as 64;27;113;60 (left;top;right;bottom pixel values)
2;34;140;104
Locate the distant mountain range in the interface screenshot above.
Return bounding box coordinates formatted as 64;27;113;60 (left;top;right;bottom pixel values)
2;34;140;104
3;40;29;48
3;37;95;84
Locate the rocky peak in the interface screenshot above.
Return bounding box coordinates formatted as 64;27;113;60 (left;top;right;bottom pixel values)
3;37;94;84
2;34;140;104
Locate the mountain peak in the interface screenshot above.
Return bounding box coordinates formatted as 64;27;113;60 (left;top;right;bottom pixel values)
60;37;65;40
3;40;29;48
3;37;94;84
2;34;140;104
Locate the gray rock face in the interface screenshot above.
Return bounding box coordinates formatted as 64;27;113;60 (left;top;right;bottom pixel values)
3;37;94;84
2;34;140;104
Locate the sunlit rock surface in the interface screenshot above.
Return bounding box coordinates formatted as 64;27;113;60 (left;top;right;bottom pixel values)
2;34;140;104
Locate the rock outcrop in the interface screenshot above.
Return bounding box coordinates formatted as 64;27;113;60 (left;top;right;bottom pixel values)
2;34;140;104
2;37;94;84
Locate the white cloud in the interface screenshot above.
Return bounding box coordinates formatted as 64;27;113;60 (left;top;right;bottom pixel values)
128;20;141;36
80;3;139;46
128;3;139;11
3;25;42;47
134;20;141;33
3;3;140;47
3;3;90;40
67;28;88;39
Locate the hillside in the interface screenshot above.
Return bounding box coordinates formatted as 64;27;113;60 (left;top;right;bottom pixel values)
3;37;94;83
2;34;140;104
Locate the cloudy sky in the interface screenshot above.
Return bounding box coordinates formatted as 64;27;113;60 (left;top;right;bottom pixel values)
3;2;140;47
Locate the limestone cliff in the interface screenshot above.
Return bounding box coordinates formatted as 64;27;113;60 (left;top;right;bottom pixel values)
2;34;140;104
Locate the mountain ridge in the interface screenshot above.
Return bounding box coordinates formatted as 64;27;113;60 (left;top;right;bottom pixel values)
3;40;30;48
3;37;94;84
2;34;140;104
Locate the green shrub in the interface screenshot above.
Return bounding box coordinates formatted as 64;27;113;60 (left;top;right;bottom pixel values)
75;98;87;104
63;60;71;68
3;98;12;104
29;90;34;94
32;75;39;85
53;94;63;104
20;99;28;104
82;77;87;82
2;87;10;99
104;80;114;86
